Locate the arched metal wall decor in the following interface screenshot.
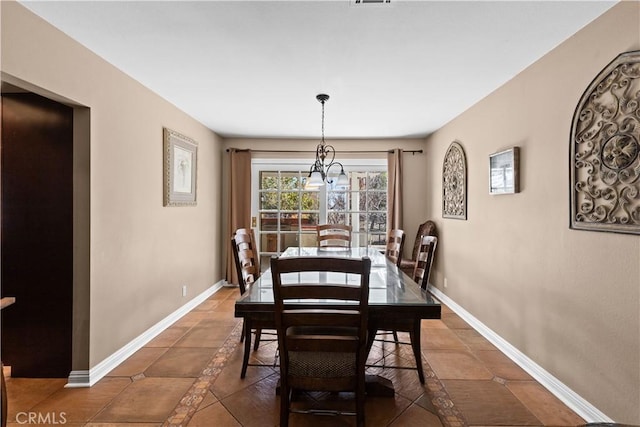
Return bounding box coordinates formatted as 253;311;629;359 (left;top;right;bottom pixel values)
570;50;640;234
442;141;467;220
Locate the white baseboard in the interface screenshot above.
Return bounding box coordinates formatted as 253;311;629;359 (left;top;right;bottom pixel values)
429;286;614;423
65;281;225;388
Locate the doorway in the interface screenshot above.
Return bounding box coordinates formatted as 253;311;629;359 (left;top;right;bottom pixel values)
1;91;74;377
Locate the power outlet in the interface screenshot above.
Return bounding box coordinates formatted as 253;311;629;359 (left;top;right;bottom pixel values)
444;278;448;288
182;285;187;297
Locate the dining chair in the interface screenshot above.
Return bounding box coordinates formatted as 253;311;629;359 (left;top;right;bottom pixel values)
270;255;371;427
413;235;438;290
316;224;352;249
367;234;438;383
236;227;261;274
399;220;437;276
231;228;276;378
384;229;405;268
380;229;406;342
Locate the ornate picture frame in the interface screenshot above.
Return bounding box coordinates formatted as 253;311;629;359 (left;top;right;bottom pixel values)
442;141;467;220
570;50;640;234
489;147;520;195
163;127;198;207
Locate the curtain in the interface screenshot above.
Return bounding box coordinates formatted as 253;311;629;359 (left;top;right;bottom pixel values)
387;148;403;235
226;149;252;285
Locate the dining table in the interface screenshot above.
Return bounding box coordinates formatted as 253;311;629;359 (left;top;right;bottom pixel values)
233;246;442;395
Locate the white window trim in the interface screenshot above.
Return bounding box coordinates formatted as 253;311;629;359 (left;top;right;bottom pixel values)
251;158;387;257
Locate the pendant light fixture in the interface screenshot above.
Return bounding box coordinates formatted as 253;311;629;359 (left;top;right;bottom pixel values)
305;94;349;189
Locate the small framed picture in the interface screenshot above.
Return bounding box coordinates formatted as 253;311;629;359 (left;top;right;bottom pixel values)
489;147;519;195
163;128;197;206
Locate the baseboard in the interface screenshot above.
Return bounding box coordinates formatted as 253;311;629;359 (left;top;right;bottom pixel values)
429;286;614;423
65;280;225;388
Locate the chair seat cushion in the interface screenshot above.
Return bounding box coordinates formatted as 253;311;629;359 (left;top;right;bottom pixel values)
289;351;356;378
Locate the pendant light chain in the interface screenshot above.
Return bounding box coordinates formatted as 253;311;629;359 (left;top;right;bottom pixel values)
305;93;348;188
321;98;325;146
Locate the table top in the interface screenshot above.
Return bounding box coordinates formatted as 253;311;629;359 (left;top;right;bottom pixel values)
235;247;441;317
0;297;16;310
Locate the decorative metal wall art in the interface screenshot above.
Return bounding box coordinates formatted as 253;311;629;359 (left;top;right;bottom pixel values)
570;50;640;234
442;141;467;220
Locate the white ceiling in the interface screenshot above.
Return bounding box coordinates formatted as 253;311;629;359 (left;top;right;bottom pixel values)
19;0;616;139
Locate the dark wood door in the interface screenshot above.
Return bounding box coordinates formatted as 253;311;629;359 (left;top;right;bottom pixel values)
1;92;73;377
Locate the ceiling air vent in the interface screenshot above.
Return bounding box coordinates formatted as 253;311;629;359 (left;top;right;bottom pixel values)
353;0;391;4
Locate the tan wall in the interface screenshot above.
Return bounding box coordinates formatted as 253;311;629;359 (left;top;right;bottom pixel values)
1;2;223;368
220;138;429;256
4;0;638;421
424;2;640;423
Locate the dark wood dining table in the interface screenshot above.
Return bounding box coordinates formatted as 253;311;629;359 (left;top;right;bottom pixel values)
234;246;442;394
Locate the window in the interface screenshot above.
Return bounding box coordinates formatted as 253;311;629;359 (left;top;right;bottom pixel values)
252;159;387;266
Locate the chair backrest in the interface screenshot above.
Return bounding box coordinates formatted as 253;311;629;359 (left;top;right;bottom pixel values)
411;220;437;261
231;229;261;294
385;229;405;267
235;227;260;273
270;255;371;392
413;235;438;290
316;224;352;248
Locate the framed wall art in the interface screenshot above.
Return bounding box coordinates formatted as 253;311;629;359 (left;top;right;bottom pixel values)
163;127;198;206
442;141;467;220
570;50;640;234
489;147;520;195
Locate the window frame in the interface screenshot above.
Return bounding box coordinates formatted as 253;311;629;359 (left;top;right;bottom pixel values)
251;158;387;263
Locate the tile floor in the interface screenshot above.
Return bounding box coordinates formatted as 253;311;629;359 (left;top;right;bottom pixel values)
5;287;587;426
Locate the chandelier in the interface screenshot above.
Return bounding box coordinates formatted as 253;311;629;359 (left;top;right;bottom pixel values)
305;94;348;188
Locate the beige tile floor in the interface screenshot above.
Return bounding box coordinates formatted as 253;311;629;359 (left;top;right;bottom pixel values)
5;287;587;426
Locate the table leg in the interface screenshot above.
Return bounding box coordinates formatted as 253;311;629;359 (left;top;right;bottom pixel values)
411;320;425;384
240;318;252;379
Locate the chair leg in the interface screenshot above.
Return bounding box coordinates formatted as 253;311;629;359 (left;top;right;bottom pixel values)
253;328;262;351
392;331;399;343
280;382;290;427
410;320;425;383
356;374;366;427
241;319;253;379
240;319;245;342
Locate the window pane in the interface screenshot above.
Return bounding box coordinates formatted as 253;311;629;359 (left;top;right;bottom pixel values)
368;213;386;232
261;232;278;252
300;232;318;247
368;171;387;190
280;191;299;210
281;172;300;190
281;232;299;248
260;171;278;190
260;191;278;210
348;172;366;190
300;213;319;229
328;212;346;224
260;213;278;231
301;191;320;210
367;192;387;211
279;213;297;230
328;191;347;211
369;233;386;246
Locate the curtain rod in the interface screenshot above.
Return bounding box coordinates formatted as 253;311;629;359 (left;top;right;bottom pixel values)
226;148;423;155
